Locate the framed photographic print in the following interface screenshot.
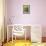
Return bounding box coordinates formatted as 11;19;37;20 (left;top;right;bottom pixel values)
23;5;30;14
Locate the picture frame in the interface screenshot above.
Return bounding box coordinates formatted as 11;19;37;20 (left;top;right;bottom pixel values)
23;5;30;14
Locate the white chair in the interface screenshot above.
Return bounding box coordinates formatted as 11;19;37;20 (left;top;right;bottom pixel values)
12;25;25;43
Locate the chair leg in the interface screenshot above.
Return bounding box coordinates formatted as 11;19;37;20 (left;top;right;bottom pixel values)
25;31;26;42
1;42;3;46
12;30;13;43
15;36;16;42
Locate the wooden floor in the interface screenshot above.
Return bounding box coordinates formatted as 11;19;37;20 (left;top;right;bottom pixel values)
3;40;46;46
3;40;31;46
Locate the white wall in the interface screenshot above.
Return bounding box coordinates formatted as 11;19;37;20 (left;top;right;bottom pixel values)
7;0;46;37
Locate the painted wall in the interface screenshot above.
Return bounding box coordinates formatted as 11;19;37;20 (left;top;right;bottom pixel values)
7;0;46;37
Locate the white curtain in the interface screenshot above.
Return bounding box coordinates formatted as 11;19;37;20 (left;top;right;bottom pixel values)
0;0;4;42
